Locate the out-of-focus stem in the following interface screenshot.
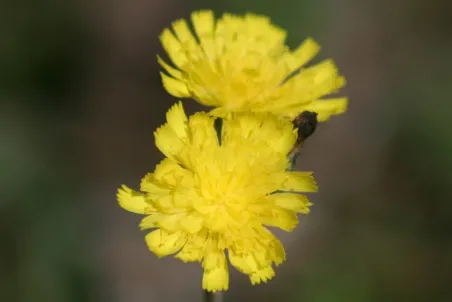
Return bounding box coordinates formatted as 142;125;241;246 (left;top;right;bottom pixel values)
203;291;223;302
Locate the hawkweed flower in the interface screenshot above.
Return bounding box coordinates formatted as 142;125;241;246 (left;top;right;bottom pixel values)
117;102;317;292
158;10;347;120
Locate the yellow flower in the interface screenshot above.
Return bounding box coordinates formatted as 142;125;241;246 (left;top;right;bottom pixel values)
158;10;347;121
117;102;317;291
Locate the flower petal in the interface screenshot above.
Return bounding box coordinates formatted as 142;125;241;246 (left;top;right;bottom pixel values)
176;230;207;262
145;229;187;257
267;192;312;214
229;232;284;278
160;72;190;98
140;173;170;194
154;158;193;187
305;97;348;121
221;113;296;156
179;214;204;234
157;55;183;79
267;236;286;266
284;37;320;70
187;113;219;149
229;251;258;275
250;266;275;285
262;59;346;118
172;18;201;58
166;101;188;138
260;208;299;231
139;213;164;230
191;10;216;60
158;213;186;232
117;185;153;214
154;122;185;159
296;59;342;99
202;250;229;292
159;28;187;68
282;171;318;192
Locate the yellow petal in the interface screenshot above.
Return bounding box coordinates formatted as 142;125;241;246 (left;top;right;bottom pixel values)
172;187;197;208
154;122;185;159
202;251;229;292
305;97;348;121
267;236;286;266
221;113;295;155
252;115;297;154
243;13;286;47
117;185;152;214
272;60;341;115
188;113;219;149
285;37;320;70
159;28;187;67
270;127;298;155
166;101;188;138
158;213;185;232
171;19;201;61
220;114;254;147
160;72;190;98
282;171;318;192
203;208;231;232
208;107;228;118
191;10;216;60
145;229;187;257
302;59;338;85
268;192;312;214
250;266;275;285
260;208;299;231
229;233;284;277
292;59;342;101
153;194;180;214
139;213;164;230
179;214;204;234
229;251;258;275
157;55;182;79
176;230;207;262
153;158;194;192
252;228;286;266
153;158;193;188
140;173;171;194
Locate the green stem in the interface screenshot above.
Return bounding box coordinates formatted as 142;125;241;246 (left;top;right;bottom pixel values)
203;291;223;302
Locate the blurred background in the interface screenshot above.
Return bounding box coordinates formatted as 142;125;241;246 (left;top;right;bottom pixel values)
1;0;451;301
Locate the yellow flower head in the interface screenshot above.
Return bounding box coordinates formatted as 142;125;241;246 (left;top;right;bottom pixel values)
117;102;317;292
158;10;347;121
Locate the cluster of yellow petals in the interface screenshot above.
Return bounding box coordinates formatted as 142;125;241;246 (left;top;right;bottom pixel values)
118;102;317;292
159;10;347;120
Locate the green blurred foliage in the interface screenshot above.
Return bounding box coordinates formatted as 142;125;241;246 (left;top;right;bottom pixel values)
0;1;94;301
0;109;94;302
0;0;92;110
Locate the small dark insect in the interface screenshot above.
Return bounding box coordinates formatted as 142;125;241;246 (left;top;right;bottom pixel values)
287;111;318;169
293;111;318;143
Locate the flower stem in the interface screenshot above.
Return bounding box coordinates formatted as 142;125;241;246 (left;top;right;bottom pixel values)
203;291;223;302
